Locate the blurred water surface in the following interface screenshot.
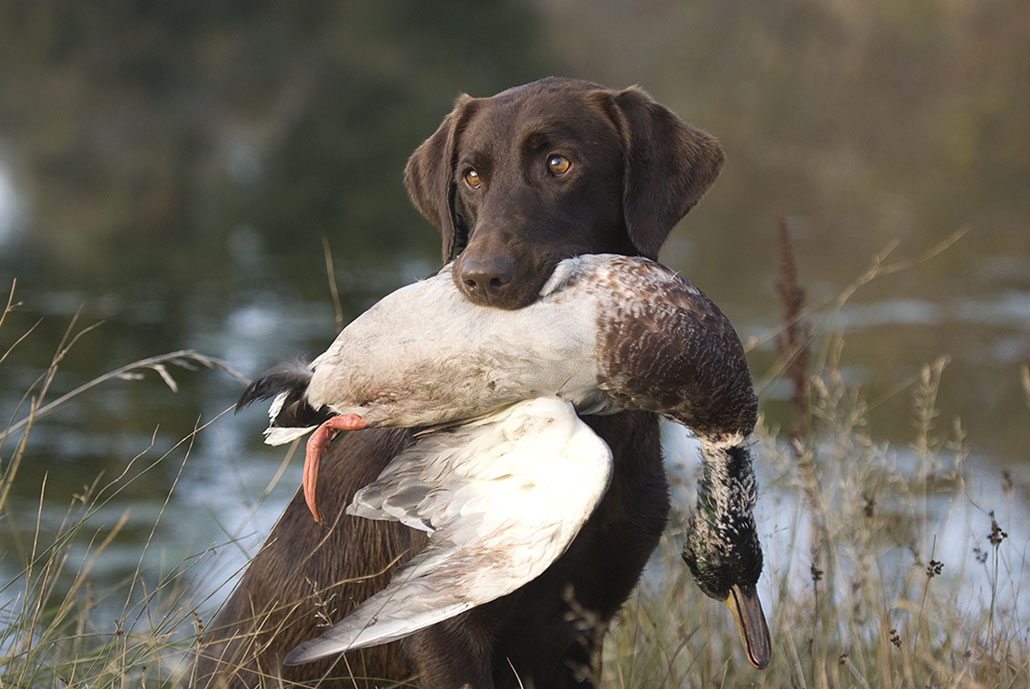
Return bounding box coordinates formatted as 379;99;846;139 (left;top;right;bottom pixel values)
1;1;1027;641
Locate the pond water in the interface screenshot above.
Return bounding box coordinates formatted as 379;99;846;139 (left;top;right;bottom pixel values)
1;1;1028;670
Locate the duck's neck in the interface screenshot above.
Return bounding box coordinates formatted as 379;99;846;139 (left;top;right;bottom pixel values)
682;437;761;595
697;438;757;526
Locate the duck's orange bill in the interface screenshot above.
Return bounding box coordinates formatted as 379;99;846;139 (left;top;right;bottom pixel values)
303;414;367;524
724;583;772;669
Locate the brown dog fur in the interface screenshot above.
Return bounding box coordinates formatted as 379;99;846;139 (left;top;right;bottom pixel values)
188;77;723;688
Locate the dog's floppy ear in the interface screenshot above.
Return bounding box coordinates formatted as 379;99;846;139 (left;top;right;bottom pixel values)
609;86;724;259
404;94;477;263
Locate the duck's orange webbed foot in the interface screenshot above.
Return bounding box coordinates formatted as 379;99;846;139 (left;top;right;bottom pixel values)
303;414;367;524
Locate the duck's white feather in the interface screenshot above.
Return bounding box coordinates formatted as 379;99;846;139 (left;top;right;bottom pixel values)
261;392;316;445
282;397;613;664
262;425;315;446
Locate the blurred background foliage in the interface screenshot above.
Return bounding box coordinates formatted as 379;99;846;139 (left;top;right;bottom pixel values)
0;0;543;289
0;0;1027;616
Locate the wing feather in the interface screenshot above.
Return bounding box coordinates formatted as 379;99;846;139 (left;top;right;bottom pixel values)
283;397;612;665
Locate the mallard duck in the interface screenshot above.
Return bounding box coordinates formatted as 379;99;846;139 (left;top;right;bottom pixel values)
238;253;771;669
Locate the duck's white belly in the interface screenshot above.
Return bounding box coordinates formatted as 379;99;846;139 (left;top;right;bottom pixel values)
305;268;603;427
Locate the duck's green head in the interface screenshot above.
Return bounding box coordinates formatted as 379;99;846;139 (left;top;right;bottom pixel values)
682;441;771;669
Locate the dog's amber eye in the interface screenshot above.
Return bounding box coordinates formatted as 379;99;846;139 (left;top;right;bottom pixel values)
463;169;482;188
547;155;571;176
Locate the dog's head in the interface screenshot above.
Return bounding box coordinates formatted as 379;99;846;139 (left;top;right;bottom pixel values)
404;77;724;309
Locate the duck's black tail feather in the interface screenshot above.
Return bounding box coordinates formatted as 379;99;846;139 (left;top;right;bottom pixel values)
236;360;332;428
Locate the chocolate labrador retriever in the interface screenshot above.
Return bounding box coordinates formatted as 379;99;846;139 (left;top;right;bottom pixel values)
188;77;723;688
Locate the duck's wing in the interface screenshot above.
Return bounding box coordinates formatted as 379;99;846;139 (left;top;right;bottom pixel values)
282;397;613;665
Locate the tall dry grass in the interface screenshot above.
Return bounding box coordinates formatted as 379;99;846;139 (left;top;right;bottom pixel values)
0;279;248;686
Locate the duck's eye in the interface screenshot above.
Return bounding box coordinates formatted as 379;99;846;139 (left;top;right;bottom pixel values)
546;154;571;176
463;169;482;188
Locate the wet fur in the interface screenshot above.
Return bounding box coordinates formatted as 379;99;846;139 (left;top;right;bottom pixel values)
189;77;723;688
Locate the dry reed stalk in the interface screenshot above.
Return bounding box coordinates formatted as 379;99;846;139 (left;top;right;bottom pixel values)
774;211;812;450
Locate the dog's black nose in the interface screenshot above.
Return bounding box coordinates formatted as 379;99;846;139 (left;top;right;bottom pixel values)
457;255;515;306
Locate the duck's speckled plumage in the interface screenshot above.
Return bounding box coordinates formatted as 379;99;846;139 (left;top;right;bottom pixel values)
582;257;756;438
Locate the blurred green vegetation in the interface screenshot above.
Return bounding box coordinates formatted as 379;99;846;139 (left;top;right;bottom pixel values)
3;0;1026;298
0;0;544;292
